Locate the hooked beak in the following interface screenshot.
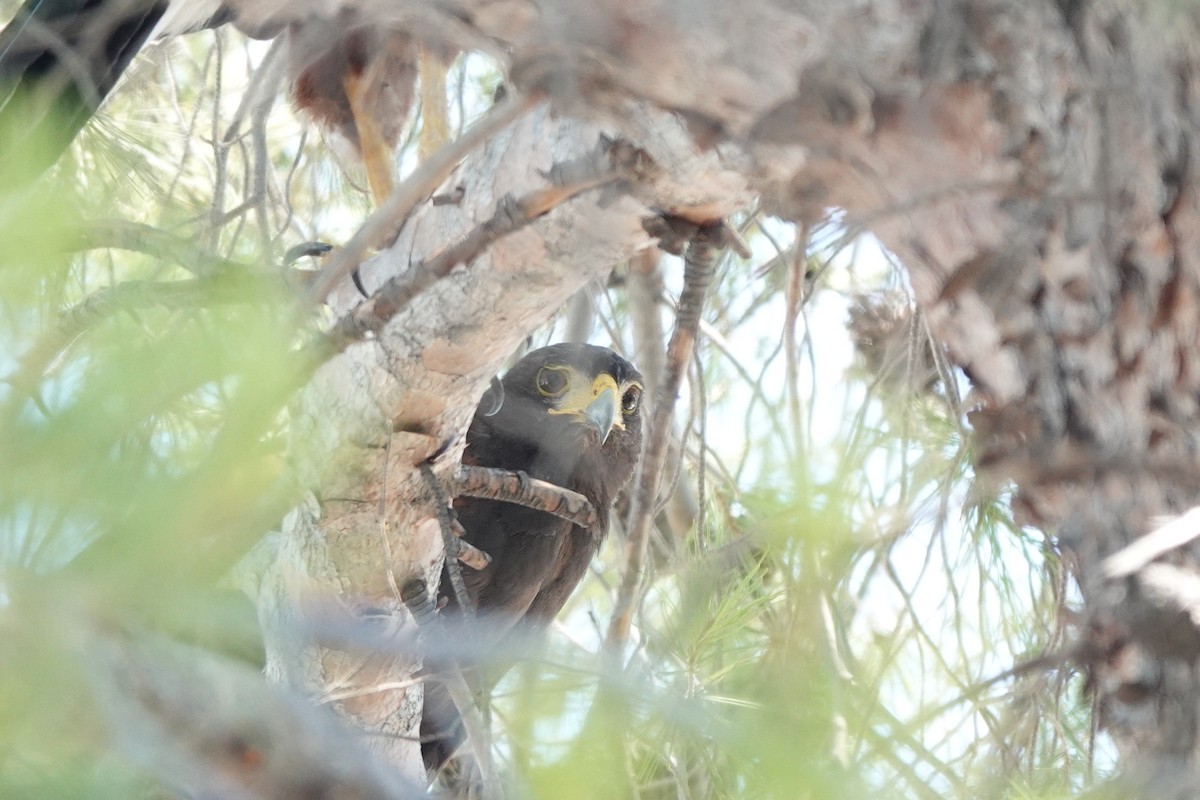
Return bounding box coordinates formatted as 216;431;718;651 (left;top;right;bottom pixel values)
548;372;625;444
581;387;618;444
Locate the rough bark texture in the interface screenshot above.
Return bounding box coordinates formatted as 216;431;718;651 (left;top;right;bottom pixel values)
247;0;1200;788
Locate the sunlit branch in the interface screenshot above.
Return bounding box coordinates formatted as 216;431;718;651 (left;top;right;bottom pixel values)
1104;506;1200;579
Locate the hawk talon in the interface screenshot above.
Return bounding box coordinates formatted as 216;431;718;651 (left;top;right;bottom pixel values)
479;376;505;417
282;241;334;266
350;268;370;299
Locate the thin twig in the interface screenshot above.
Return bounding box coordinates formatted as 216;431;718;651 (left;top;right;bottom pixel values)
400;580;501;798
221;37;287;146
208;30;226;252
783;225;809;484
1103;506;1200;579
162;43;210;207
378;437;405;606
692;343;708;546
321;677;425;704
605;219;726;651
246;48;284;256
628;248;666;389
66;219;243;276
275;127;309;245
9;272;285;397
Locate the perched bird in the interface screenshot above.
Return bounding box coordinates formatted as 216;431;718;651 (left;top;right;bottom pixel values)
422;343;645;773
0;0;424;200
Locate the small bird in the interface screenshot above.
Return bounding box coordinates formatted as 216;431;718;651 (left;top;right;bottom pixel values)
422;343;645;774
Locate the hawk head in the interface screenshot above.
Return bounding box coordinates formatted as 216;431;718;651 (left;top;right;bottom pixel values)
472;343;645;502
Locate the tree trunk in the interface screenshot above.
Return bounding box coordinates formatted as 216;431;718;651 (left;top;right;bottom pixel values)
755;0;1199;789
255;0;1200;788
753;2;1200;784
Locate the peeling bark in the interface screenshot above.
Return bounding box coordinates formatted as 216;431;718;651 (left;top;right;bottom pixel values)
745;0;1200;787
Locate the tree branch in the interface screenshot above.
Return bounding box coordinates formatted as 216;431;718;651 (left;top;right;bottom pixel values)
63;219;244;276
309;92;543;302
606;218;727;651
1104;507;1200;580
449;465;598;533
321;134;657;352
8;272;287;401
85;626;420;800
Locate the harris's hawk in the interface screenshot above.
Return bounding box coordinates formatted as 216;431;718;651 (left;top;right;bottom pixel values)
422;342;645;773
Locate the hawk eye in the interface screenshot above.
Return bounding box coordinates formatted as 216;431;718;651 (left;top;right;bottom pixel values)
536;367;569;397
621;386;642;414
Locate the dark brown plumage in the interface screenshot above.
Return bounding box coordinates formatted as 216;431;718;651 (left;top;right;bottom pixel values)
0;1;420;199
421;343;644;774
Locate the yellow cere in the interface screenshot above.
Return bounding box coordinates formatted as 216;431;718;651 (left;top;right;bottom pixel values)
545;369;642;431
